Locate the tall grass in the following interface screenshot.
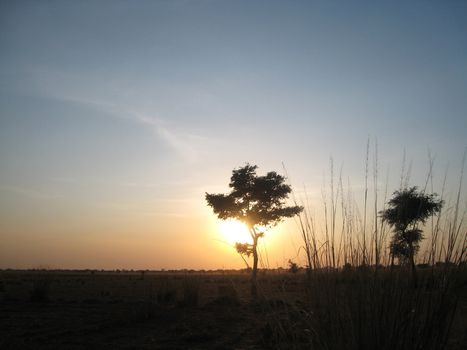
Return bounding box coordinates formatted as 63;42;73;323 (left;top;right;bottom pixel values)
270;144;467;349
290;144;466;270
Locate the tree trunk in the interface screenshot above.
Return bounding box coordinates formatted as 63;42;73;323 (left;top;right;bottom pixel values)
409;242;418;288
251;235;259;298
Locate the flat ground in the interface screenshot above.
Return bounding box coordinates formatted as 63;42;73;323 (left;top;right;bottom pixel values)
0;271;286;349
1;270;466;349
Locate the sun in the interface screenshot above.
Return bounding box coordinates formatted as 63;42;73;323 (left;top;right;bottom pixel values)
218;220;252;246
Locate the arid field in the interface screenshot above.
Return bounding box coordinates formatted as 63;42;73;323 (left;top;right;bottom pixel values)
1;268;466;350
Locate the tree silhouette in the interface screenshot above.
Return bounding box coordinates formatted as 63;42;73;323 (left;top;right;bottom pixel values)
206;164;302;296
380;186;443;285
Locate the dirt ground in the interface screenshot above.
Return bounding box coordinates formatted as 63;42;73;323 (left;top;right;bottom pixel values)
1;270;466;349
0;271;286;349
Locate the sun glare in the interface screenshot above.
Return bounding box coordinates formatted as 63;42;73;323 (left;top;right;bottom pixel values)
218;220;252;246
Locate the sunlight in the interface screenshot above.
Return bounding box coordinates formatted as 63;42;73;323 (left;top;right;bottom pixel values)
218;220;252;246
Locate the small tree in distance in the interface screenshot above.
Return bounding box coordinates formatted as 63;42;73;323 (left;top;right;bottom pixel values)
380;186;443;286
206;164;302;296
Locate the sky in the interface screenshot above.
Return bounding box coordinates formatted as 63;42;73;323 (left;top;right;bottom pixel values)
1;0;466;269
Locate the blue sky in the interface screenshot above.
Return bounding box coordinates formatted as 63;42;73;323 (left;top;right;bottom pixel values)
1;0;466;269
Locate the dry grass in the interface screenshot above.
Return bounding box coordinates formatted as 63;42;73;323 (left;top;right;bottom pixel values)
266;145;467;349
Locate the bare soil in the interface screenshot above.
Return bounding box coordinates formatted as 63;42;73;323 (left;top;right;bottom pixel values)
1;270;466;349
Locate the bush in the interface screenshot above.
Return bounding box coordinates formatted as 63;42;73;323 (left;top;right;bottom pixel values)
288;260;299;274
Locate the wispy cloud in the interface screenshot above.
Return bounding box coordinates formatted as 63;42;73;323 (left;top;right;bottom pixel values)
60;95;201;162
14;68;205;163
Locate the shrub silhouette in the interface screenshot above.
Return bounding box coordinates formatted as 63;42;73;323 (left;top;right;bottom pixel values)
206;164;302;296
288;259;299;273
380;186;443;286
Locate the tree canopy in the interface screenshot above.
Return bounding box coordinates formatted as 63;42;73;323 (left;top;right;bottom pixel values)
206;164;302;230
381;187;443;233
380;186;443;273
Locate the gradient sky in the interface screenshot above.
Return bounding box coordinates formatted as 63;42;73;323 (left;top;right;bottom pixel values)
1;0;466;269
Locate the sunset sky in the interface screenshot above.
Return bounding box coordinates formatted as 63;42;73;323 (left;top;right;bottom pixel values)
1;1;466;269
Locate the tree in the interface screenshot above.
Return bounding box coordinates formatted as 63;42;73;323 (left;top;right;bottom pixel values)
206;164;302;296
380;186;443;285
